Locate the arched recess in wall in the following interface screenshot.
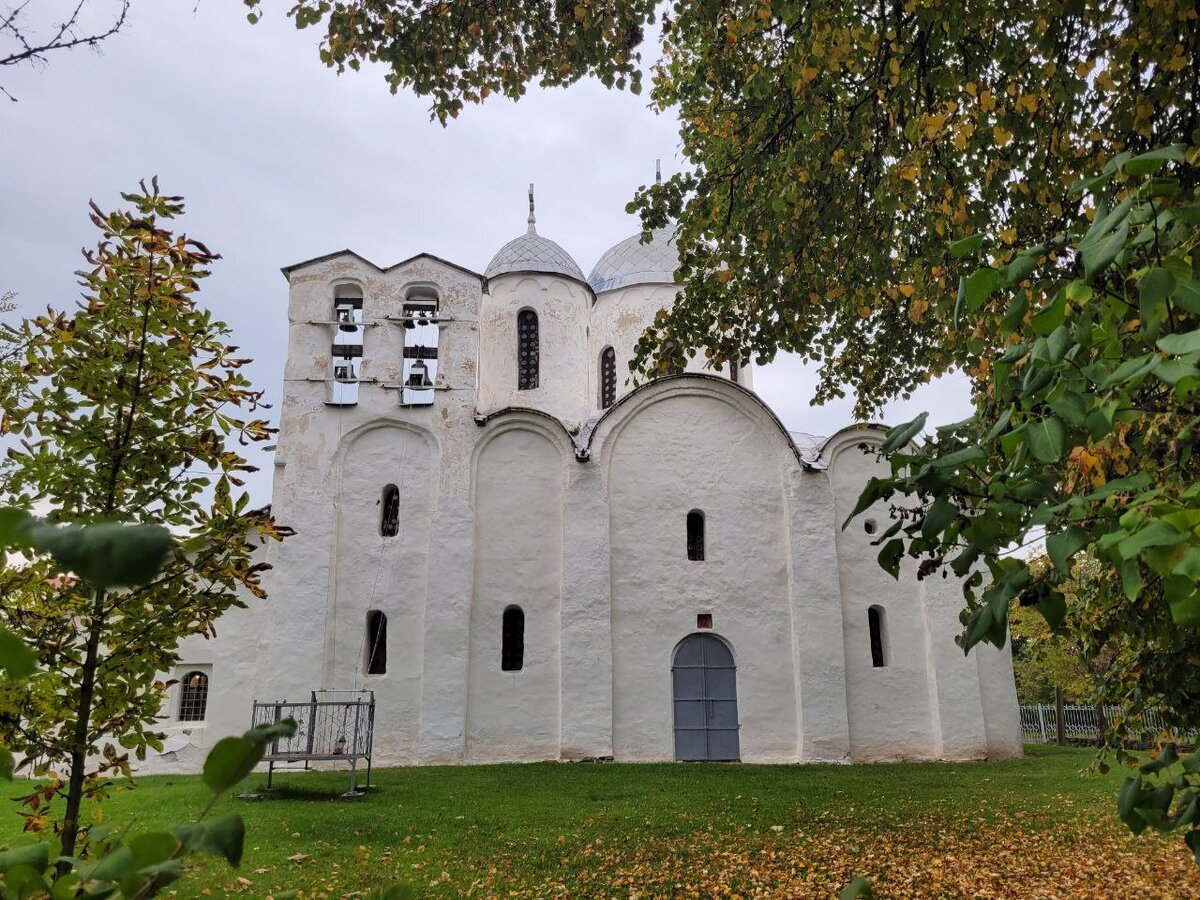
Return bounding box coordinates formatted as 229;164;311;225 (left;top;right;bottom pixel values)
332;420;438;762
517;308;539;390
466;418;566;761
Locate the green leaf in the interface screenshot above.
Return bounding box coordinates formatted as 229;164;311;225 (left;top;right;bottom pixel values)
1117;521;1188;561
839;876;875;899
879;412;928;455
1157;329;1200;356
1025;416;1065;464
1120;559;1142;601
1;748;14;781
244;719;297;744
0;508;33;550
1171;547;1200;581
0;627;38;679
948;234;983;258
1046;527;1089;575
25;521;173;589
962;267;1000;312
1140;267;1176;306
1122;144;1187;176
202;737;265;795
921;496;956;540
1081;219;1129;280
1100;353;1157;389
172;815;246;867
1118;776;1149;834
1029;291;1067;337
1047;390;1088;427
877;539;904;579
1036;589;1067;631
930;445;985;470
0;842;49;874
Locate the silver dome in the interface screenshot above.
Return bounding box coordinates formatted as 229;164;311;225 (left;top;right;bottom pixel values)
484;184;585;282
588;228;679;293
484;228;586;282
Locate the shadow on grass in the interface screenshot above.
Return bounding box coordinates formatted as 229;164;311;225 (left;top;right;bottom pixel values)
240;782;379;802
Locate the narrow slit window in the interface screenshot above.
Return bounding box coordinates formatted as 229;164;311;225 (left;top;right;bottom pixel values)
366;610;388;675
687;510;705;561
178;671;209;722
517;309;539;390
729;358;739;384
600;346;617;408
380;484;400;537
868;605;887;668
502;606;524;671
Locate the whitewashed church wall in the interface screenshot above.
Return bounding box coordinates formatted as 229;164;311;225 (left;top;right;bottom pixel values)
588;285;750;411
826;433;940;761
477;273;591;425
601;383;798;762
974;636;1024;759
784;464;852;761
331;423;438;765
559;456;615;760
465;425;565;762
917;565;990;759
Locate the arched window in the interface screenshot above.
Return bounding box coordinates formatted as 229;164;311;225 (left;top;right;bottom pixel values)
380;484;400;537
517;309;539;390
599;346;617;408
366;610;387;675
502;606;524;671
178;671;208;722
868;605;888;668
687;510;705;561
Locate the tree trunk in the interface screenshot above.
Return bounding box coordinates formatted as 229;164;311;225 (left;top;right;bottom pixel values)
57;588;107;873
1055;687;1065;746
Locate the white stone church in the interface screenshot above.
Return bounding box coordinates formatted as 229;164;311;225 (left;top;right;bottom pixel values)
149;189;1021;772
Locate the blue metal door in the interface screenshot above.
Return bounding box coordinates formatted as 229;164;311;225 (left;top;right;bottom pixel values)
672;634;740;761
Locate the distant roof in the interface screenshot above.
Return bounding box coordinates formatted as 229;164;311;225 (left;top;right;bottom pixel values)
788;431;826;466
588;227;679;293
280;250;485;285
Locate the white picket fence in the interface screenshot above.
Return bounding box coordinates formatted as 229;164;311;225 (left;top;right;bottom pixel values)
1020;704;1199;744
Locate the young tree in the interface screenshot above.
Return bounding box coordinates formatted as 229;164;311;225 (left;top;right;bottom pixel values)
0;181;289;861
853;148;1200;854
248;0;1200;414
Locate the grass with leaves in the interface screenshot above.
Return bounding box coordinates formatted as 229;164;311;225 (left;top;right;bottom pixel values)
1;745;1196;898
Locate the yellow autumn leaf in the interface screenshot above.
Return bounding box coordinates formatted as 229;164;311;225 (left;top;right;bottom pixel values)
993;125;1013;146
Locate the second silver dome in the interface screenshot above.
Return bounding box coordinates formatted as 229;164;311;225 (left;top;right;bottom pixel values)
588;228;680;294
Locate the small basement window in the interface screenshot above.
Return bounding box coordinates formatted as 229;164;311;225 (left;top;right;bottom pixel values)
366;610;388;675
868;605;888;668
502;606;524;671
178;670;209;722
687;510;705;561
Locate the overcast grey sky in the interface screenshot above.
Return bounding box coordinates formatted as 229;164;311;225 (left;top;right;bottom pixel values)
1;0;971;504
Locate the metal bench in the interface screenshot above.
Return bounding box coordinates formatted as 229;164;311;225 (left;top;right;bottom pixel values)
242;689;375;797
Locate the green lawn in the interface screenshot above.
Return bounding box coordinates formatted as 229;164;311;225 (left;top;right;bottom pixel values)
2;746;1197;898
